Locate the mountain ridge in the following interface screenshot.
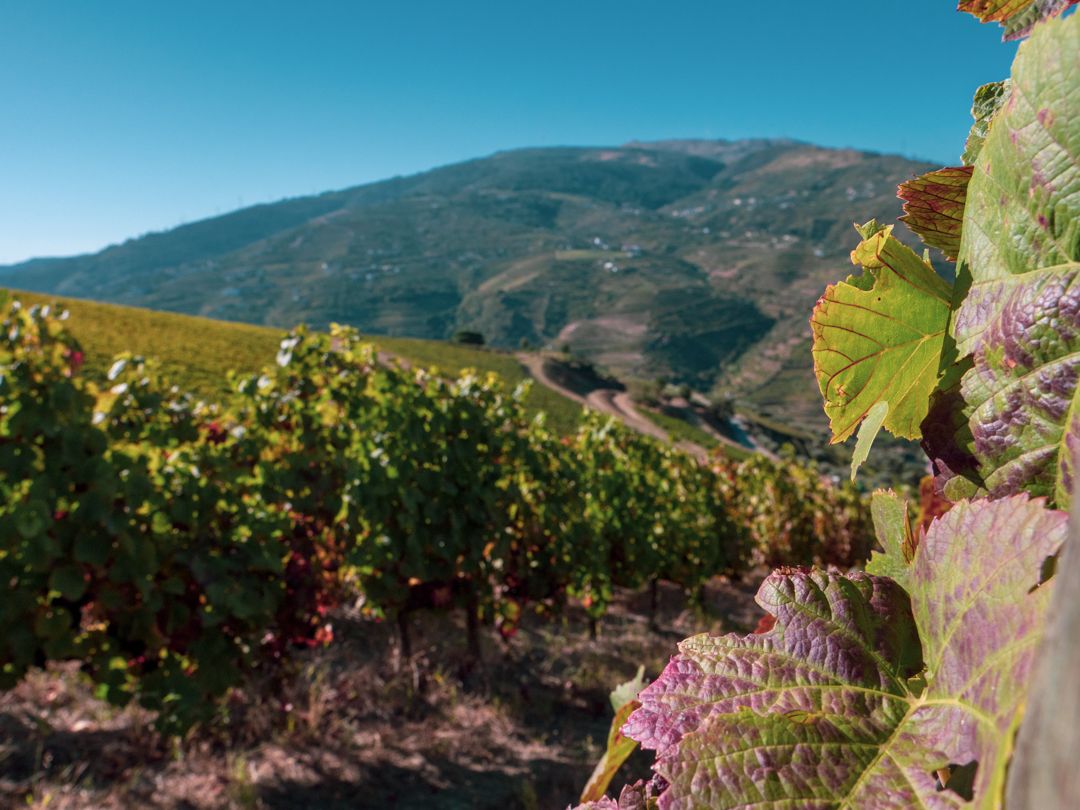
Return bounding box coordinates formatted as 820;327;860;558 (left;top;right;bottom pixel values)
0;137;937;431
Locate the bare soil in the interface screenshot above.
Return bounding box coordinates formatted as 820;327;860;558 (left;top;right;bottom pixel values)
0;576;766;810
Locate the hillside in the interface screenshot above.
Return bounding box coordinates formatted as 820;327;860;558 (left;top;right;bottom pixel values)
10;289;932;483
4;290;585;434
0;138;937;432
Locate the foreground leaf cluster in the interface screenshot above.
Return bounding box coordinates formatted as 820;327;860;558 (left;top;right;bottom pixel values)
627;497;1062;808
587;8;1078;808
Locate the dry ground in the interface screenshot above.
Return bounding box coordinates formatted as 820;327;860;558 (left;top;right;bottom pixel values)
0;576;765;810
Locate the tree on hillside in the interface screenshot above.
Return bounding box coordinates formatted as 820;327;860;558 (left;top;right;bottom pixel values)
452;330;485;346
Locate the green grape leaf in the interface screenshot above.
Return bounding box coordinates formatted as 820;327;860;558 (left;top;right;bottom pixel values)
866;489;916;591
959;0;1078;40
624;495;1064;809
151;511;172;535
811;223;953;443
49;565;88;601
610;665;647;713
935;13;1080;506
850;400;888;481
957;13;1079;287
962;80;1011;165
580;697;644;804
14;500;50;539
898;166;973;261
586;665;650;802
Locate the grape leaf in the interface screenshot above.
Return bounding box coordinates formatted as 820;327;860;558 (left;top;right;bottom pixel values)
623;495;1064;809
866;489;916;592
898;166;973;261
907;496;1064;806
959;0;1078;40
610;666;647;712
811;223;953;443
580;666;649;804
1005;504;1080;806
49;566;87;601
962;81;1010;166
943;13;1080;506
850;400;888;480
957;14;1079;286
574;780;657;810
14;500;49;540
580;700;645;805
575;796;621;810
953;268;1080;503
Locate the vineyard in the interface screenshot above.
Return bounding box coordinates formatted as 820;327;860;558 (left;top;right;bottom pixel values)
3;2;1076;808
5;289;586;435
0;294;871;745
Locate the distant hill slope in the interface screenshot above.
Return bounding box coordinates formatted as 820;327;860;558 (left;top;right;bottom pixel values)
0;139;937;432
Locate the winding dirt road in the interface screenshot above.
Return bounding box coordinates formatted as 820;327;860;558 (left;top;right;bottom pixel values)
516;353;765;462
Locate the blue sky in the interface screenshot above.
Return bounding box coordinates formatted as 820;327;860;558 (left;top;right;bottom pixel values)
0;1;1017;264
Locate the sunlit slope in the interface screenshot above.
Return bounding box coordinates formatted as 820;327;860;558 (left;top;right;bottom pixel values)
6;289;583;433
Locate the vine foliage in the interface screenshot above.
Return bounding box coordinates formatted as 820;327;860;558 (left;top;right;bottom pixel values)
584;5;1078;808
0;300;866;733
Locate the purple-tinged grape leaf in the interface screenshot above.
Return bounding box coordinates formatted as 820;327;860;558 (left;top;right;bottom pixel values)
866;489;917;592
898;166;973;261
575;798;621;810
624;570;932;808
573;779;658;810
961;80;1010;166
904;496;1065;805
622;495;1065;809
811;222;953;444
953;268;1080;503
959;0;1078;40
945;13;1080;506
1005;502;1080;806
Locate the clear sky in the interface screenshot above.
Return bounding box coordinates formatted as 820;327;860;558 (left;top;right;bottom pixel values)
0;0;1018;264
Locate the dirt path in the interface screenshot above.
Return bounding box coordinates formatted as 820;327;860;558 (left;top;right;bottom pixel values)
587;389;668;442
515;353;778;463
379;349;697;455
515;353;585;405
517;354;710;459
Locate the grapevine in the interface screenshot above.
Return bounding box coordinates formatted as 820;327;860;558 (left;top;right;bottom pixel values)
584;5;1079;808
0;295;866;733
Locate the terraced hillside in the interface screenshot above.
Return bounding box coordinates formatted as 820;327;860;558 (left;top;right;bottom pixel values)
0;139;937;432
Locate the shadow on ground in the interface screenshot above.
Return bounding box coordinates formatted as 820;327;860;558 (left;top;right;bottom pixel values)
0;575;763;809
